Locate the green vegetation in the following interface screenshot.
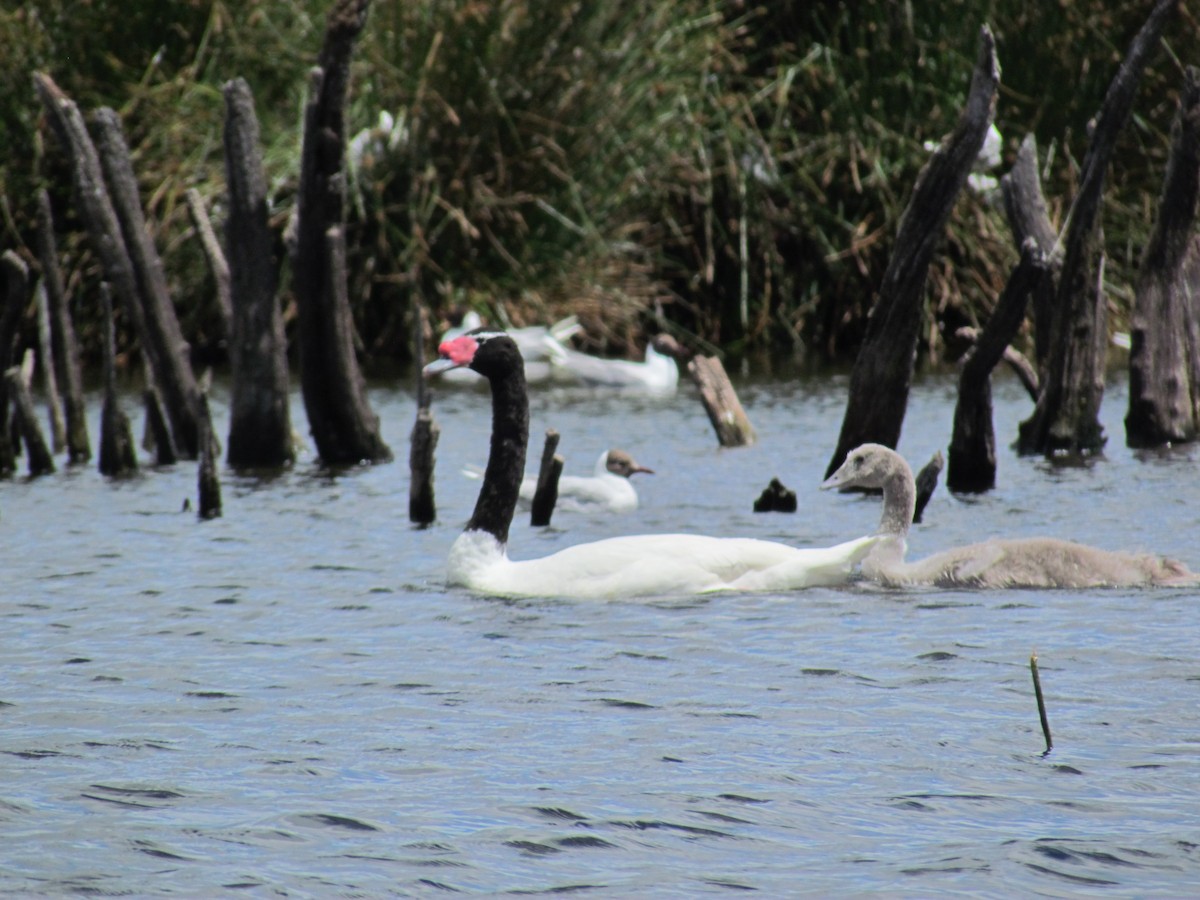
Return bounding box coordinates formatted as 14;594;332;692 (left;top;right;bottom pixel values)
0;1;1193;370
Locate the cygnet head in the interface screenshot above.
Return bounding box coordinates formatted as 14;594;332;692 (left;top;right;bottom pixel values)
424;329;522;380
820;443;909;492
606;449;654;478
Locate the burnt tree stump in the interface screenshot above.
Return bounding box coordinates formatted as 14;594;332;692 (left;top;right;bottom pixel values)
913;450;943;524
37;188;90;464
1126;65;1200;447
97;284;138;477
186;188;233;342
409;303;438;526
1018;0;1178;457
530;429;563;527
826;26;999;478
92;106;202;459
1000;134;1060;377
33;283;66;453
143;387;178;466
688;354;756;448
0;251;28;477
948;239;1049;492
223;77;295;469
5;364;56;477
291;0;391;466
197;392;222;520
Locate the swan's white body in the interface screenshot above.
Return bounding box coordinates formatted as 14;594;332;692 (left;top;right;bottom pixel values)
447;529;879;599
549;338;679;394
426;329;876;599
824;443;1198;589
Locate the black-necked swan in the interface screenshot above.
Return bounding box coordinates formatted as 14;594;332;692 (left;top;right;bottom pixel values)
425;330;878;599
546;333;681;395
822;443;1198;589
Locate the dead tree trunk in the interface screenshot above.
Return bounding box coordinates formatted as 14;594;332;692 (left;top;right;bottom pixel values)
5;365;56;476
143;387;178;466
92;107;202;459
0;251;28;477
197;392;222;520
33;282;66;453
291;0;391;466
948;239;1048;492
1000;134;1060;377
688;355;757;448
530;429;563;527
34;73;200;457
97;284;138;477
1018;0;1178;457
36;189;90;463
222;77;295;469
186;188;233;342
409;303;438;525
1126;65;1200;447
826;26;1000;478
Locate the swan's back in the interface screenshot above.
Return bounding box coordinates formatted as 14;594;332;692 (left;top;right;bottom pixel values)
449;530;878;599
878;536;1198;589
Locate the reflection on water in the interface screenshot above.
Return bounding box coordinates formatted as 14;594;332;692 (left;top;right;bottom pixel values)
3;372;1199;895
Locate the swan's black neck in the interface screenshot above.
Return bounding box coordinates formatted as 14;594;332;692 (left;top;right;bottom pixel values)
467;353;528;545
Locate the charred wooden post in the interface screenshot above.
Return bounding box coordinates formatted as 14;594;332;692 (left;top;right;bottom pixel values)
409;303;438;525
0;250;28;477
826;26;999;478
222;77;295;469
530;429;563;527
5;364;56;476
912;451;943;523
688;355;756;447
1126;65;1200;448
143;387;178;466
949;240;1048;492
197;392;222;520
185;188;233;341
955;327;1039;403
33;282;66;452
97;284;138;477
291;0;391;466
1000;135;1060;375
36;188;90;463
92;107;202;459
1018;0;1178;457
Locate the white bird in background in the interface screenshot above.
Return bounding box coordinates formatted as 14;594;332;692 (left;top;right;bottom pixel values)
437;311;581;384
546;333;683;395
822;443;1199;589
425;330;877;599
465;448;652;513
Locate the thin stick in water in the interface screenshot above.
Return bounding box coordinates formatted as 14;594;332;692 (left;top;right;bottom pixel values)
1030;650;1053;755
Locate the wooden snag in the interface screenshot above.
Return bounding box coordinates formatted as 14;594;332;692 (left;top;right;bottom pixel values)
197;392;222;520
185;188;233;342
291;0;391;466
92;106;202;459
409;303;438;526
753;478;797;513
530;429;563;527
222;77;295;470
1125;65;1200;448
143;387;179;466
1030;650;1053;756
912;450;943;524
97;284;138;477
33;282;66;452
688;355;756;448
5;360;56;476
826;26;999;478
36;188;90;464
0;250;28;477
1018;0;1178;458
948;240;1048;492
